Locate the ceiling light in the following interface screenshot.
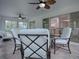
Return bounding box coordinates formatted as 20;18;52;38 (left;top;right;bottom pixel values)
18;17;22;19
39;3;45;8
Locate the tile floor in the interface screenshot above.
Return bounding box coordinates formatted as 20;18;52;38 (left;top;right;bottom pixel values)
0;39;79;59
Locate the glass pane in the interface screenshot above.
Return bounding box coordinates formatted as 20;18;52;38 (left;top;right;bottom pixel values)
19;22;27;29
29;21;35;29
5;20;27;31
5;20;17;31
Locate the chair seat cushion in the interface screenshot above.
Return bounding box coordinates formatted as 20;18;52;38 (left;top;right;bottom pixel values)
55;39;68;44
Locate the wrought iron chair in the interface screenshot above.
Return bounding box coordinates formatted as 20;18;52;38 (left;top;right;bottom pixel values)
18;29;51;59
11;28;21;54
52;27;72;54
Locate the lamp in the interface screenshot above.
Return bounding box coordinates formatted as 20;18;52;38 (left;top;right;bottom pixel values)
18;17;22;19
18;14;22;19
39;3;45;8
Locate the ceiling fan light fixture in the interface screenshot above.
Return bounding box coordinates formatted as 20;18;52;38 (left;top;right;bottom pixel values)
18;17;22;19
39;3;45;8
18;14;22;19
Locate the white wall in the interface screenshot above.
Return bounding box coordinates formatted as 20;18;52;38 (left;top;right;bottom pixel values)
0;17;2;30
0;17;5;31
28;17;43;28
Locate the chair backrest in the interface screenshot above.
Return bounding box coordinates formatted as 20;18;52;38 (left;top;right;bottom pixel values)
0;31;12;39
18;29;50;59
11;28;21;45
60;27;72;39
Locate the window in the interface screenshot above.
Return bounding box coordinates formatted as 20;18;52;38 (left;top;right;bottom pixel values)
19;22;27;29
43;18;49;29
5;20;17;31
29;21;35;29
5;20;27;31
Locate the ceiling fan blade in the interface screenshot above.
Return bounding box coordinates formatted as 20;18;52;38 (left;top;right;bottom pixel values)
36;6;40;9
22;17;26;19
44;4;50;9
28;3;40;4
46;0;56;5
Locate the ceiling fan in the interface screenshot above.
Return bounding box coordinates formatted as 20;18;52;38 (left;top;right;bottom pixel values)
18;13;26;19
28;0;56;10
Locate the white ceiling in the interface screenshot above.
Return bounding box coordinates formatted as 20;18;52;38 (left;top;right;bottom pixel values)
0;0;51;18
0;0;79;19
